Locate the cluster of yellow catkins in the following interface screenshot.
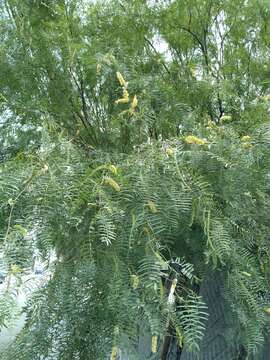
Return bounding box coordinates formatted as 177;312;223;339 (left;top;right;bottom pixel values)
241;135;251;142
115;71;138;114
241;135;252;149
184;135;207;145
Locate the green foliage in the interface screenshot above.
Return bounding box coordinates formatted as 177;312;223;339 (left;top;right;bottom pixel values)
0;0;270;358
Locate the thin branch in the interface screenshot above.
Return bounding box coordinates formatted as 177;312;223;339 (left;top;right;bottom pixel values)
143;36;171;75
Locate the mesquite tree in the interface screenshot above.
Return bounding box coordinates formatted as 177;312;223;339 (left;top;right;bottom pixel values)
1;0;270;359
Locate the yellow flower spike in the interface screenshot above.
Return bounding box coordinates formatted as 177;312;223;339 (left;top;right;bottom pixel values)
166;147;174;156
264;308;270;315
116;71;127;87
206;119;215;129
242;142;253;149
129;95;138;114
241;135;251;142
220;115;232;123
147;201;158;213
103;177;121;192
11;264;21;275
108;165;117;175
123;88;129;99
115;97;129;104
96;63;101;74
151;335;158;353
132;95;138;108
184;135;207;145
110;346;118;360
115;88;129;105
131;274;139;289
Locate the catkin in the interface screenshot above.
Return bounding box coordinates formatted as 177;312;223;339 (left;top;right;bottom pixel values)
184;135;207;145
151;335;158;353
110;346;118;360
116;71;127;87
104;177;121;192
